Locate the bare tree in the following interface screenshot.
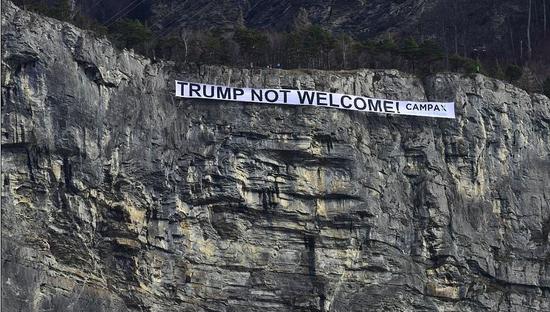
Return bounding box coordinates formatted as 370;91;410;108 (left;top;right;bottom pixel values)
544;0;547;36
69;0;77;19
179;28;190;64
293;8;311;30
340;35;353;68
236;9;245;28
520;39;524;59
453;0;459;55
527;0;532;59
509;18;516;60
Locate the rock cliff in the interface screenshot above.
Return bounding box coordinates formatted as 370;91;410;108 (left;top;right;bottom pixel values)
2;2;550;311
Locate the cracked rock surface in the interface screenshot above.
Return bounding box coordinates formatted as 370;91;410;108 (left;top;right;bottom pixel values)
2;2;550;311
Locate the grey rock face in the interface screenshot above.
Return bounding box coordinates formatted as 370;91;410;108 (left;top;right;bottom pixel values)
2;2;550;311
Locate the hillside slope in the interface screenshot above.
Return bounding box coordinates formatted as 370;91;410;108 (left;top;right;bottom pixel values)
74;0;547;63
2;2;550;312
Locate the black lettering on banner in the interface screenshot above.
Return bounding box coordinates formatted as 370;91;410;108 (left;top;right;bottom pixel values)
251;89;263;101
383;100;395;113
265;90;279;102
280;90;291;103
317;92;328;106
340;95;352;108
217;87;232;100
368;99;382;112
297;91;315;104
233;88;244;99
189;83;201;97
329;94;339;107
354;98;367;110
177;82;188;96
176;82;453;118
203;85;215;98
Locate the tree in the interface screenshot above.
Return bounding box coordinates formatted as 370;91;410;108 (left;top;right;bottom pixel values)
302;25;336;69
505;64;523;81
527;0;533;59
12;0;76;22
449;55;481;73
365;37;398;69
190;31;230;65
337;34;354;68
284;31;302;67
233;28;269;66
378;37;398;53
52;0;72;21
544;0;548;36
155;36;186;62
286;25;336;69
419;40;444;60
266;32;285;67
417;39;444;73
543;77;550;98
179;29;191;64
110;19;153;55
293;8;312;30
400;37;420;70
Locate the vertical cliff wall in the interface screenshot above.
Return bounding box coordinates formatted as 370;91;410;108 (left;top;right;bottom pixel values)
2;2;550;311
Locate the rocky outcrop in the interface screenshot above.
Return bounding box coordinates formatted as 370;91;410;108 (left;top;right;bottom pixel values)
2;2;550;311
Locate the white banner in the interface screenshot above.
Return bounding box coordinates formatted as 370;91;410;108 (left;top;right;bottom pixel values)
175;81;455;119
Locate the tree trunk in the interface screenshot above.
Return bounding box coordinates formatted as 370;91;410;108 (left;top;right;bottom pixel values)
342;38;347;68
462;30;467;58
544;0;547;36
179;29;189;64
453;0;459;55
454;24;459;55
70;0;76;19
520;40;523;60
527;0;532;59
510;21;516;61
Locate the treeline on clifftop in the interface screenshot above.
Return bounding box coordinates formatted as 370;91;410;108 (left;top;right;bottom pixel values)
14;0;550;97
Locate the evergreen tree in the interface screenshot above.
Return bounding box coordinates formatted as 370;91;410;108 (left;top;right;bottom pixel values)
400;37;420;70
417;39;444;73
234;28;269;66
111;19;153;55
